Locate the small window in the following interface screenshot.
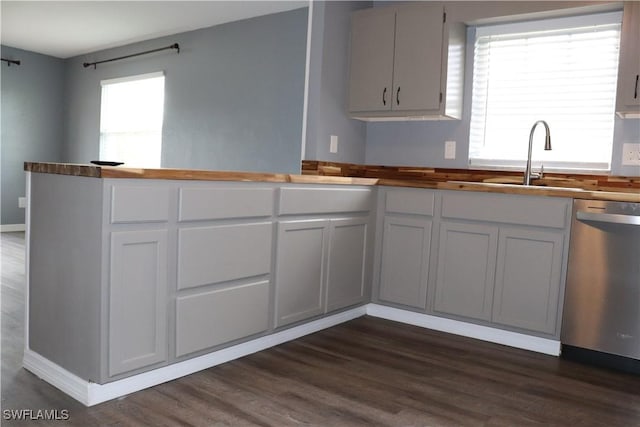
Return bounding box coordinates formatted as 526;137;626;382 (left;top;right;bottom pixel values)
469;12;622;172
99;72;165;168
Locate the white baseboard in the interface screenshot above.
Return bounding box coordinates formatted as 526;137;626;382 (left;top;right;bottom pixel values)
366;304;561;356
23;303;560;406
1;224;26;232
23;306;367;407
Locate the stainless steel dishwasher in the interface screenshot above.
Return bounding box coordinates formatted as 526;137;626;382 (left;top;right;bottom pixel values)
561;199;640;373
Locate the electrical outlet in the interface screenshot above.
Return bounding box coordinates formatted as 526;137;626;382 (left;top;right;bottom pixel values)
622;143;640;166
18;197;26;208
444;140;456;159
330;135;338;153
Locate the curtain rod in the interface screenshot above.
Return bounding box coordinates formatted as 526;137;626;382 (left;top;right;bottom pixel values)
83;43;180;69
1;58;21;67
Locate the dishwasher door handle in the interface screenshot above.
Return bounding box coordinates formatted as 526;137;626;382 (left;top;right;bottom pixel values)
577;211;640;226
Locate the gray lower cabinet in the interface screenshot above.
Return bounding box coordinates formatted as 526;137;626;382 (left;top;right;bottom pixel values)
109;229;168;377
432;191;571;335
433;221;498;321
326;218;368;312
378;216;432;309
275;219;329;327
492;227;564;334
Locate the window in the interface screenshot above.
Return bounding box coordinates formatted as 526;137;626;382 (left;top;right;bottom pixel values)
99;72;165;168
469;12;622;172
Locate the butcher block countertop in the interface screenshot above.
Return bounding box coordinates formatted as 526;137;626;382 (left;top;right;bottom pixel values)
25;162;640;203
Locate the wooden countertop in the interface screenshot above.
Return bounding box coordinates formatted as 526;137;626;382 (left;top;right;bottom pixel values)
23;162;378;186
25;162;640;203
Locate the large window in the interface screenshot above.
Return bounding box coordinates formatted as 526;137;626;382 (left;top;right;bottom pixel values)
469;12;622;172
99;72;165;168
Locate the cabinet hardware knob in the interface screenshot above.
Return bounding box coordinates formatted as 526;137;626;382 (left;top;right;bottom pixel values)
382;87;387;106
396;87;400;105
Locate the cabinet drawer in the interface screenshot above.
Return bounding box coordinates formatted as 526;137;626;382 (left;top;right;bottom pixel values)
177;222;272;290
441;192;569;228
279;187;372;215
111;185;170;223
178;187;273;222
175;281;270;357
385;189;435;216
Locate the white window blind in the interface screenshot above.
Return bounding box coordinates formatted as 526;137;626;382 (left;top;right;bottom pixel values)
469;12;622;172
100;72;165;168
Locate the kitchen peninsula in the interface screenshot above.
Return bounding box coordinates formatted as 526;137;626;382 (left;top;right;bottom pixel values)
23;162;639;406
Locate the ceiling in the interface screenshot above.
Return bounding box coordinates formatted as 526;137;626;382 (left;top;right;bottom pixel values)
1;1;308;59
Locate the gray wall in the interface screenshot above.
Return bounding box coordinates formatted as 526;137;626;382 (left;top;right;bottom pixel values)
64;8;308;174
364;1;640;176
305;1;369;164
0;46;65;225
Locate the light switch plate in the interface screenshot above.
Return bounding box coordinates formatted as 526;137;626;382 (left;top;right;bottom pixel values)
18;197;26;208
445;140;456;159
330;135;338;154
622;143;640;166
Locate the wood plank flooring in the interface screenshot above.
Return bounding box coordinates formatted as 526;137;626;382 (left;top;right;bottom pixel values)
2;232;639;426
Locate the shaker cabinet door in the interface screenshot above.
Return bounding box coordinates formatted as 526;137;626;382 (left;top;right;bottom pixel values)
434;222;498;321
275;220;329;327
492;228;564;334
348;7;396;112
109;230;168;377
378;216;432;309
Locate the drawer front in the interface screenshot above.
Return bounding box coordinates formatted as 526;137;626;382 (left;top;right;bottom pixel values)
278;187;372;215
177;222;272;290
385;189;435;216
111;185;171;223
179;187;273;222
441;192;569;228
175;281;270;357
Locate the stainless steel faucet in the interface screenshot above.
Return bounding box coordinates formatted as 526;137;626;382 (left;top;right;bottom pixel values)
524;120;552;185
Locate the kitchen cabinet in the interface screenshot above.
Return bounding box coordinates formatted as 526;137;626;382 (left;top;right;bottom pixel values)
433;222;497;321
275;219;329;327
326;218;368;312
433;191;571;336
493;228;564;334
376;188;435;309
109;229;168;376
616;1;640;118
275;186;373;326
348;3;465;120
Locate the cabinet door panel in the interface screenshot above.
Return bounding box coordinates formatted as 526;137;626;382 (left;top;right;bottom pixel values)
493;228;564;334
109;230;167;377
434;222;498;321
616;2;640;112
326;218;368;312
275;220;328;327
379;216;431;309
349;7;395;112
393;3;443;111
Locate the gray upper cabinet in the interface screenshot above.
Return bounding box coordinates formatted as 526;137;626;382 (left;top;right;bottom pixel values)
348;3;465;120
348;7;396;113
616;1;640;117
434;221;498;321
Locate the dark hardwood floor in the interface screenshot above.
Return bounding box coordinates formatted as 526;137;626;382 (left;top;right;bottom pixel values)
2;231;639;426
